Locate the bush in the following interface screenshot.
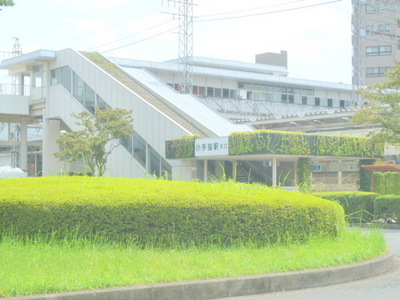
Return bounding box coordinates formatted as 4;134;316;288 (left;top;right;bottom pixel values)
0;177;345;247
374;195;400;222
374;172;400;195
313;191;380;223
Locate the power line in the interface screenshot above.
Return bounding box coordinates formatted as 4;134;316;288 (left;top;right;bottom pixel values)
87;19;174;51
102;26;178;54
195;0;343;22
196;0;309;18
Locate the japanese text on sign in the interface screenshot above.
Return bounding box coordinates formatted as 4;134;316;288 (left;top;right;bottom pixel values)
195;137;229;157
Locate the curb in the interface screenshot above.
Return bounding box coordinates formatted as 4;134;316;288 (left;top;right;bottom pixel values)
6;251;395;300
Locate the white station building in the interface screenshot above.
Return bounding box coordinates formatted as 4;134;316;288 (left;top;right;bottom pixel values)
0;48;376;188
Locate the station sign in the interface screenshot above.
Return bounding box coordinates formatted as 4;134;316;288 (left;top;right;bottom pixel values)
195;137;229;157
312;161;359;172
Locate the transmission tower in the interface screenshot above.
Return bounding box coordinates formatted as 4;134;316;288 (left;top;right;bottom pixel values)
352;0;400;107
11;37;22;95
165;0;194;94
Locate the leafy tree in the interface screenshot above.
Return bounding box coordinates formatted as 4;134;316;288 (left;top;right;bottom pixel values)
55;107;134;177
352;62;400;146
0;0;14;7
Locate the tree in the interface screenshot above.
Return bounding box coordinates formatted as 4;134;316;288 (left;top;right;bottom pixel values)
352;62;400;146
55;107;134;177
0;0;14;7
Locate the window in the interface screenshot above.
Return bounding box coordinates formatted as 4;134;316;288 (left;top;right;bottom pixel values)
327;98;333;107
61;67;72;92
32;66;42;88
51;69;61;85
366;45;392;56
366;24;391;35
73;73;84;104
366;3;390;14
281;94;288;103
288;95;294;104
366;67;391;77
340;100;345;108
302;96;308;105
207;87;214;97
223;88;230;98
315;97;320;106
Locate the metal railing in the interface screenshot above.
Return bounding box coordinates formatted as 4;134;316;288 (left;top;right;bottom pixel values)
0;83;30;96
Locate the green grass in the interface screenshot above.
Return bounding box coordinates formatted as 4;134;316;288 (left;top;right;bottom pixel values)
0;228;386;297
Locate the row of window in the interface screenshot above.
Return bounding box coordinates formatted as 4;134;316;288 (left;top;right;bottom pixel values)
51;66;172;177
51;67;109;114
169;82;347;108
366;66;391;78
366;45;392;56
365;24;392;36
366;3;392;14
170;82;314;101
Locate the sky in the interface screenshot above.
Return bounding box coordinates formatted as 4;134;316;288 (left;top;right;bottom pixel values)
0;0;352;84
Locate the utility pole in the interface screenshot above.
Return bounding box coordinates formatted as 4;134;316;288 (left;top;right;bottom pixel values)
165;0;194;94
11;37;22;95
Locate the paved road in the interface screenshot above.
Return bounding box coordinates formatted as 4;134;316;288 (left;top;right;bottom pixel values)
217;229;400;300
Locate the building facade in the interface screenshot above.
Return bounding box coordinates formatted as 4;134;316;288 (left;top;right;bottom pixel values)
0;48;379;189
352;0;400;89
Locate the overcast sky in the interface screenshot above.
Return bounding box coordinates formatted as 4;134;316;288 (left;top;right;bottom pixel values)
0;0;352;84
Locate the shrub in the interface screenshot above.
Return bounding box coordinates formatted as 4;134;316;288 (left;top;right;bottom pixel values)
0;177;345;247
374;172;400;195
374;195;400;222
313;191;380;223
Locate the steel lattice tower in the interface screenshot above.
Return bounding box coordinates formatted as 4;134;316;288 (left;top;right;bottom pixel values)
166;0;194;94
11;37;22;95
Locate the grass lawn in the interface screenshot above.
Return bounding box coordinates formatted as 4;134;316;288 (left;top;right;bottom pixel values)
0;228;386;297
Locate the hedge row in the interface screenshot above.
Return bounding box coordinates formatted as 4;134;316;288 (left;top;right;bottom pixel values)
374;172;400;195
313;191;380;223
230;130;383;157
374;195;400;221
0;177;345;246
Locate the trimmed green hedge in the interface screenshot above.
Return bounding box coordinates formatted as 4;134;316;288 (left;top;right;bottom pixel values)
313;191;380;223
374;172;400;195
165;130;384;159
0;177;345;246
229;130;383;157
374;195;400;221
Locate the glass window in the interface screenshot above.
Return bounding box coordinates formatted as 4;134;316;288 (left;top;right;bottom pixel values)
32;66;42;88
198;86;206;96
230;89;238;99
207;86;214;97
366;45;392;56
223;88;230;98
340;100;345;108
289;95;294;104
214;88;222;97
85;84;96;113
302;96;308;105
327;98;333;107
73;73;84;104
51;69;61;85
281;94;288;103
366;67;391;77
96;96;109;110
315;97;320;106
61;67;72;92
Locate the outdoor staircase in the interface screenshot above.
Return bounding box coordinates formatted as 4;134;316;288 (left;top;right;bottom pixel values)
81;52;206;136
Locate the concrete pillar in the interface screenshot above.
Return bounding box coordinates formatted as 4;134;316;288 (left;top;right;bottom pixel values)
233;161;238;182
19;121;28;171
272;157;277;186
204;159;208;182
42;119;63;175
